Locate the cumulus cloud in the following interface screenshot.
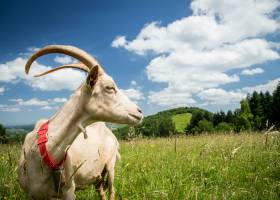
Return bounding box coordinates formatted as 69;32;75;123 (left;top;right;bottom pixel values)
54;55;76;65
121;81;145;104
9;97;67;106
111;36;127;48
122;88;144;100
130;80;137;86
198;77;280;106
0;104;21;112
13;98;49;106
241;68;264;75
4;97;67;112
41;106;58;111
198;88;246;105
241;77;280;93
27;47;40;53
0;57;85;91
0;87;5;95
148;88;196;107
112;0;280;108
52;98;67;103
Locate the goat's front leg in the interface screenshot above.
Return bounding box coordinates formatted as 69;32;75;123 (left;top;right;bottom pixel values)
96;181;106;200
62;155;76;200
62;184;75;200
107;169;115;200
96;169;107;200
106;157;116;200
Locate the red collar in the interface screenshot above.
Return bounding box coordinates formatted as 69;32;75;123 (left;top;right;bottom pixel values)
37;121;67;170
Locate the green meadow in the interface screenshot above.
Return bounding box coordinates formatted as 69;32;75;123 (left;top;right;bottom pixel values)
172;113;192;133
1;133;280;199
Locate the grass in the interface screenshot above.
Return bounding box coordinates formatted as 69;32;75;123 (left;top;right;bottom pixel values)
172;113;192;133
1;133;280;199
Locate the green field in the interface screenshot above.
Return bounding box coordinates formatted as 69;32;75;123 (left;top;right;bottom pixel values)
1;133;280;199
172;113;192;133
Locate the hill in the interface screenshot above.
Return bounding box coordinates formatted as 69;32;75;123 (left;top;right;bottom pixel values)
113;107;213;139
6;124;34;133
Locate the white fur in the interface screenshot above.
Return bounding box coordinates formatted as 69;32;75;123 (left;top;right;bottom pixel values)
18;49;143;199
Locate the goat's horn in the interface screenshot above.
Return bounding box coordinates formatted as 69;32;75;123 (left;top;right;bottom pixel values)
33;63;91;77
25;45;102;74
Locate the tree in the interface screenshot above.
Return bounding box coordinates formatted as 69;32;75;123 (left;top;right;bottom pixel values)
226;110;235;124
248;91;264;130
186;109;213;134
234;100;253;132
272;82;280;127
0;124;8;144
215;122;233;132
113;126;130;140
213;111;226;126
157;114;176;136
259;91;272;128
192;120;214;133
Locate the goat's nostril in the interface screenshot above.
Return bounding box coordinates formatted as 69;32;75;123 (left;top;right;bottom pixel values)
137;108;142;114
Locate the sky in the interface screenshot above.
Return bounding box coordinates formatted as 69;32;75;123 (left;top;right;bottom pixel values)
0;0;280;125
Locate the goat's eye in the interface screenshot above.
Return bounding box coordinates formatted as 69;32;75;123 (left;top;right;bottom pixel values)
105;86;116;94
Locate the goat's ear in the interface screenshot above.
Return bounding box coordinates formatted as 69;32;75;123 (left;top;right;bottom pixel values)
86;65;99;88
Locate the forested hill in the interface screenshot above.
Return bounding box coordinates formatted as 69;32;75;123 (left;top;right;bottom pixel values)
113;106;211;139
114;82;280;139
6;124;34;133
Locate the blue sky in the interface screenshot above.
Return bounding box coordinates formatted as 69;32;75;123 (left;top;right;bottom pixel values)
0;0;280;125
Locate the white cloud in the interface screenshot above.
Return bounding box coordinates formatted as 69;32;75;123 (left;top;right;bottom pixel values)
241;77;280;93
54;56;76;65
241;68;264;75
198;88;246;105
0;107;20;112
0;87;5;95
52;98;67;103
122;88;145;101
148;88;196;107
17;98;49;106
130;80;137;86
198;77;280;106
111;36;127;48
0;57;85;91
8;97;67;109
41;106;54;110
0;104;20;112
121;81;145;103
0;97;66;113
27;47;40;53
112;0;280;108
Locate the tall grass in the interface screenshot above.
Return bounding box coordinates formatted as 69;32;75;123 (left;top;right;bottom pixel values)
1;133;280;199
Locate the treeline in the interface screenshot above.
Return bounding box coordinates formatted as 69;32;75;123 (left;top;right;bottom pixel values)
188;82;280;134
0;124;27;144
114;82;280;139
113;107;209;139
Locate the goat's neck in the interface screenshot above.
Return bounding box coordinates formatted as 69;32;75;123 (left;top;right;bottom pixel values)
46;86;93;163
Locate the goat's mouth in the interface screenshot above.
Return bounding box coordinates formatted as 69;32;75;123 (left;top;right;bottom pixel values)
128;113;143;123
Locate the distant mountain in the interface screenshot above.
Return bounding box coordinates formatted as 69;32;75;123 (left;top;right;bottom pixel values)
6;124;35;132
106;123;124;130
5;122;124;133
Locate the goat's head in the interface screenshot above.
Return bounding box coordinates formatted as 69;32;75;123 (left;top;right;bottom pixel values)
25;45;143;125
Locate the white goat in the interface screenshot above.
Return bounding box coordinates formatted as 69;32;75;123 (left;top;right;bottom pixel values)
70;122;120;200
18;45;143;200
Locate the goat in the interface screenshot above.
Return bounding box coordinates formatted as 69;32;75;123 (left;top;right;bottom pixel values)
18;45;143;200
70;122;120;200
